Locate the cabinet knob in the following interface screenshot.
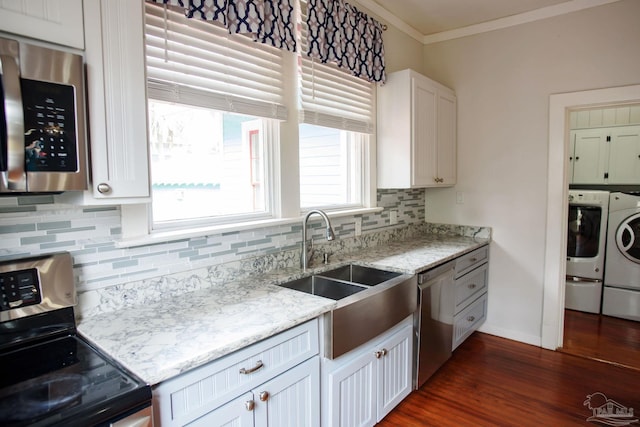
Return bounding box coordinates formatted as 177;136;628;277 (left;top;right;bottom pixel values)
374;348;389;358
259;391;269;402
468;283;476;289
239;360;264;375
245;400;255;411
575;156;580;161
433;177;444;183
97;183;112;194
467;316;476;322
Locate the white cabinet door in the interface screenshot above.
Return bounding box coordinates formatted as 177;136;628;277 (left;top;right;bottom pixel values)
572;128;608;184
0;0;84;49
568;130;576;184
186;392;255;427
82;0;150;203
608;125;640;184
376;322;413;422
255;357;320;427
412;76;437;187
326;350;377;427
436;89;457;186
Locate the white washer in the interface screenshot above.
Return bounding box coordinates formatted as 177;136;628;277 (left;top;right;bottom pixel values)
565;190;609;313
603;192;640;321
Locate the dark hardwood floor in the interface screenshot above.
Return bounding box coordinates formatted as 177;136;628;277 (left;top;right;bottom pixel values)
560;309;640;371
378;328;640;426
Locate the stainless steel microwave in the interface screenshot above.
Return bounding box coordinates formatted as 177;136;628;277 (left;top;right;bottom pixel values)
0;36;87;194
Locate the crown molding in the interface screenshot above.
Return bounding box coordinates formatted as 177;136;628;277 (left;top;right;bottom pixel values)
355;0;424;42
359;0;622;45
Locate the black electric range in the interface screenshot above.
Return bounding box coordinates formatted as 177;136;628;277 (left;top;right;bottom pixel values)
0;253;152;427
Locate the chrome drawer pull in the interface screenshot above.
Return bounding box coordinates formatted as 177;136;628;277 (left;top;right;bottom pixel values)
468;283;476;289
467;316;476;322
239;360;264;375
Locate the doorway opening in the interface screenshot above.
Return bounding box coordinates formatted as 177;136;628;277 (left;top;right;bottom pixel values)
541;84;640;354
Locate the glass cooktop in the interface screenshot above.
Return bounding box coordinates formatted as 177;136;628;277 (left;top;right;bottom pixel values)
0;335;150;427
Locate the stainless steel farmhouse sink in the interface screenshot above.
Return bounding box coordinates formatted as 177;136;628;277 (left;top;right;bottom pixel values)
319;264;402;286
278;275;367;300
278;264;417;359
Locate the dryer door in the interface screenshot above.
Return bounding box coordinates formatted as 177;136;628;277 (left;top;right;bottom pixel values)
616;213;640;263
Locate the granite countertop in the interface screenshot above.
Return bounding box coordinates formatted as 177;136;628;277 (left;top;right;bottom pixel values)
78;233;488;386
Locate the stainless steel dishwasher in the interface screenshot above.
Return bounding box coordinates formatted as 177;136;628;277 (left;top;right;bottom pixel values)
414;260;456;389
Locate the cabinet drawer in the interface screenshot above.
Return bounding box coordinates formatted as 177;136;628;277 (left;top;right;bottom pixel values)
454;263;488;313
154;319;319;426
454;245;489;278
452;293;487;350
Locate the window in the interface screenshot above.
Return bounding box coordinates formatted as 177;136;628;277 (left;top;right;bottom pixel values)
299;124;363;209
297;0;375;211
145;2;285;230
148;100;272;225
141;0;377;236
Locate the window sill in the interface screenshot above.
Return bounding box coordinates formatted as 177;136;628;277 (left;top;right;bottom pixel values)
115;206;383;248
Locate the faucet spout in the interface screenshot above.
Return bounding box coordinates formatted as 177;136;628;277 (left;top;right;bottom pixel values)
301;209;335;270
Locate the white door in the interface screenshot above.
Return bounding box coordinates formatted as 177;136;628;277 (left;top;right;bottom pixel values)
255;357;320;427
412;76;437;187
572;128;608;184
436;90;457;186
0;0;84;49
608;125;640;184
376;324;413;422
326;351;377;427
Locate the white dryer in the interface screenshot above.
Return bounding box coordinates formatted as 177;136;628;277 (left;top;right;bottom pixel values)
603;192;640;321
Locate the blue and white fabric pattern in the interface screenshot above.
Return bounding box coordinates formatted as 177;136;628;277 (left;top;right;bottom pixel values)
306;0;385;83
148;0;296;52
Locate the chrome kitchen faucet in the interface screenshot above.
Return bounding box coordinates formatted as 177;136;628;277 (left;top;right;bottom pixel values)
301;209;335;270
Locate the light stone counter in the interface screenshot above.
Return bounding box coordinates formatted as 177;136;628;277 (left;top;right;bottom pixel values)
78;233;488;386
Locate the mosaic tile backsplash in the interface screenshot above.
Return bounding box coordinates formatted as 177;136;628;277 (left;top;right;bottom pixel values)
0;189;489;319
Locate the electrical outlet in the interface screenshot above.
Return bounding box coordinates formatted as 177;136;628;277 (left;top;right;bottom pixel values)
390;210;398;225
456;191;465;204
355;218;362;236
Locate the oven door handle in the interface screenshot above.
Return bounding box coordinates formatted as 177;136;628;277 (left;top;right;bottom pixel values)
0;44;26;192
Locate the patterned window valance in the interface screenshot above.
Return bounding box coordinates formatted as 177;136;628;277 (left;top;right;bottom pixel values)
147;0;296;52
306;0;385;83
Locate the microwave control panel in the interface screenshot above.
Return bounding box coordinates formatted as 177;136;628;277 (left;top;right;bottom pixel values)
21;79;78;173
0;268;41;312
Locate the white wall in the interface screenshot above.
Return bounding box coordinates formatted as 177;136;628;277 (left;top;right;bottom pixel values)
420;0;640;345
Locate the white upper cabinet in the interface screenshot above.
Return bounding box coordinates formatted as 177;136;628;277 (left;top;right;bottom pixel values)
0;0;84;49
377;69;457;188
569;128;608;184
608;125;640;184
80;0;150;203
568;125;640;185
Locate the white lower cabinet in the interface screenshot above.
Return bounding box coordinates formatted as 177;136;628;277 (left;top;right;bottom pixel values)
452;245;489;350
322;316;413;427
153;319;320;427
187;358;320;427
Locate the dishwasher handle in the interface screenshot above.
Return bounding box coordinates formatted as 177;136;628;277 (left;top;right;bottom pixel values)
418;260;456;286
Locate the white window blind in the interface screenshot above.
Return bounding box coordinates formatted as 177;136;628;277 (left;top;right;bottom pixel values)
145;2;287;120
299;1;376;134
